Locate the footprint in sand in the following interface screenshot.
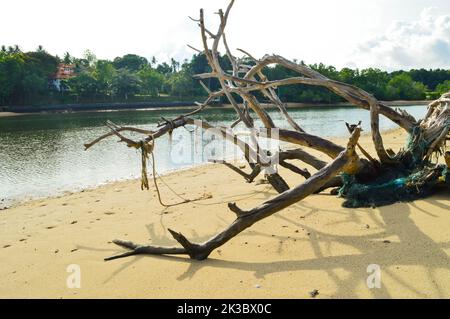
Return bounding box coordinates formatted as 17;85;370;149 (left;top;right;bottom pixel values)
70;221;78;225
3;245;11;248
46;226;56;230
62;203;69;206
104;212;115;216
19;239;27;242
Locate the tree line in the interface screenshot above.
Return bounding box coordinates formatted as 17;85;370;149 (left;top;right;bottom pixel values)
0;45;449;107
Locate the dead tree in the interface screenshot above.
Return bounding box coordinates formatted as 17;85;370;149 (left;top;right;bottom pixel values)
85;0;450;261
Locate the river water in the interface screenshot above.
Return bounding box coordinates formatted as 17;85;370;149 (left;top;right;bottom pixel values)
0;105;427;205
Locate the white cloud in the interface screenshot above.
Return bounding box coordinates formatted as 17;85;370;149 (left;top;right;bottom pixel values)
350;7;450;70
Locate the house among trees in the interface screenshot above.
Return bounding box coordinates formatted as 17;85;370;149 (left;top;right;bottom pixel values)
50;63;76;91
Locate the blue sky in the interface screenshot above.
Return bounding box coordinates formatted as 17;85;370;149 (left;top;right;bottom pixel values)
1;0;449;70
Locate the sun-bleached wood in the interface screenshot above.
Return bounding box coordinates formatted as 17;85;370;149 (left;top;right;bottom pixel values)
85;0;449;262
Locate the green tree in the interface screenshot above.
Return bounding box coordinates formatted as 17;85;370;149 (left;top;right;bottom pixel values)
67;72;100;100
113;54;148;72
356;68;390;100
111;68;142;100
436;80;450;95
170;58;180;73
20;71;47;100
168;70;194;98
7;45;21;54
339;68;358;85
409;69;450;91
63;52;73;64
156;62;173;75
387;73;427;100
138;66;164;97
93;60;117;97
0;49;59;105
25;50;59;78
83;49;97;68
0;52;25;104
2;46;449;107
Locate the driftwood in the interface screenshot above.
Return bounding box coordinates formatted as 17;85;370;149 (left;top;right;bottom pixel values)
85;0;450;261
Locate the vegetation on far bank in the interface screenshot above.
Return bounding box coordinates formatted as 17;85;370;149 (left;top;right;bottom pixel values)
0;45;449;107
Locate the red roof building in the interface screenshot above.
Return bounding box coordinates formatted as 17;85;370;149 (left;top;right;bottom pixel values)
55;63;76;80
50;64;77;91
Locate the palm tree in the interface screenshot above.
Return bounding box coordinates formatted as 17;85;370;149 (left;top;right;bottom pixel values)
170;58;180;73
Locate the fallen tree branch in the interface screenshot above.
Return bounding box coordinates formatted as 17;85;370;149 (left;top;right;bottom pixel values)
84;0;449;263
105;126;362;261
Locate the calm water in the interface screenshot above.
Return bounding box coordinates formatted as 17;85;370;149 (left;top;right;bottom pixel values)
0;105;427;205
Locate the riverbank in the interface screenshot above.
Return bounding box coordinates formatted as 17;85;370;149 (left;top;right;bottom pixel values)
0;100;430;116
0;112;31;117
1;128;449;299
284;100;430;108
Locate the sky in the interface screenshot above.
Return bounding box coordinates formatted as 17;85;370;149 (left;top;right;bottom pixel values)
1;0;449;70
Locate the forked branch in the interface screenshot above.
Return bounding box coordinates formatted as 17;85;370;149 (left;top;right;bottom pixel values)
105;127;362;261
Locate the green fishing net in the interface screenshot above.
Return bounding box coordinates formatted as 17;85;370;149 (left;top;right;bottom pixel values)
339;165;449;208
339;126;449;208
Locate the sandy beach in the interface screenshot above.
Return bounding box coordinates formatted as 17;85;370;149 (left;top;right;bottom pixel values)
0;112;31;117
0;129;449;299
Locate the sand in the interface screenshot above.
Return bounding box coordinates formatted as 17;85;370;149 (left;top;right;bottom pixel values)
0;112;29;117
0;129;449;299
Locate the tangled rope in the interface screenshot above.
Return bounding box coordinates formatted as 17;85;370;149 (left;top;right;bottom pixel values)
139;135;212;208
139;139;153;191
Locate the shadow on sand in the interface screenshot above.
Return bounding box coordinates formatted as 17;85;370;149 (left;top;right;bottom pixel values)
81;188;450;298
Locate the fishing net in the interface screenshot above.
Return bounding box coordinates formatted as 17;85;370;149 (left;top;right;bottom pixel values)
338;127;450;208
339;165;449;208
403;126;429;167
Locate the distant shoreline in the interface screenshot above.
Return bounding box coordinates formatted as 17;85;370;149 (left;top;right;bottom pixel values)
0;100;429;117
0;112;31;118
